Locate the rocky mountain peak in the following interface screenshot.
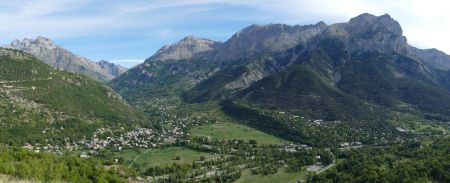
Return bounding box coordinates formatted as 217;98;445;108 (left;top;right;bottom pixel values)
323;13;409;55
97;60;128;77
147;36;222;62
315;21;327;28
35;36;55;44
98;60;110;65
180;36;204;42
10;36;57;50
348;13;402;35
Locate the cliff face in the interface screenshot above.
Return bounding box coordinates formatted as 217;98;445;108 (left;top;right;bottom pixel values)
213;22;328;62
321;13;410;55
7;37;127;81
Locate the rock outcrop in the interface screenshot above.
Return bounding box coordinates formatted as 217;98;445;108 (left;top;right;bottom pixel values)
147;36;222;61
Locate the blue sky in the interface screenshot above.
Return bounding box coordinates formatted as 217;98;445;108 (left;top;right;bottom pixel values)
1;0;450;68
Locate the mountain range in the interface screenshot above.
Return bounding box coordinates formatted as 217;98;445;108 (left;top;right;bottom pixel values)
110;13;450;123
3;13;450;140
6;37;127;82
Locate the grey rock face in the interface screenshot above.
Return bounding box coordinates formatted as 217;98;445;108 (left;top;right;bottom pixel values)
7;37;127;81
410;47;450;70
98;60;128;78
145;23;327;64
147;36;222;61
322;13;409;55
213;22;328;62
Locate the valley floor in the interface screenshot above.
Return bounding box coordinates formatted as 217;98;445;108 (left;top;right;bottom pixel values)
114;146;220;173
191;121;290;145
0;95;449;183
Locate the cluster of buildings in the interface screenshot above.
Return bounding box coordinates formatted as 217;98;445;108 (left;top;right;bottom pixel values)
280;143;312;152
24;127;166;157
83;127;159;151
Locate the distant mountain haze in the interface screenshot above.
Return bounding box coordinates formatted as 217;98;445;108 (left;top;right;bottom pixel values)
6;37;127;82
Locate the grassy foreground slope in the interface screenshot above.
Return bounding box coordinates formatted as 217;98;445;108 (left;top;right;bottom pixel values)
0;145;130;183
